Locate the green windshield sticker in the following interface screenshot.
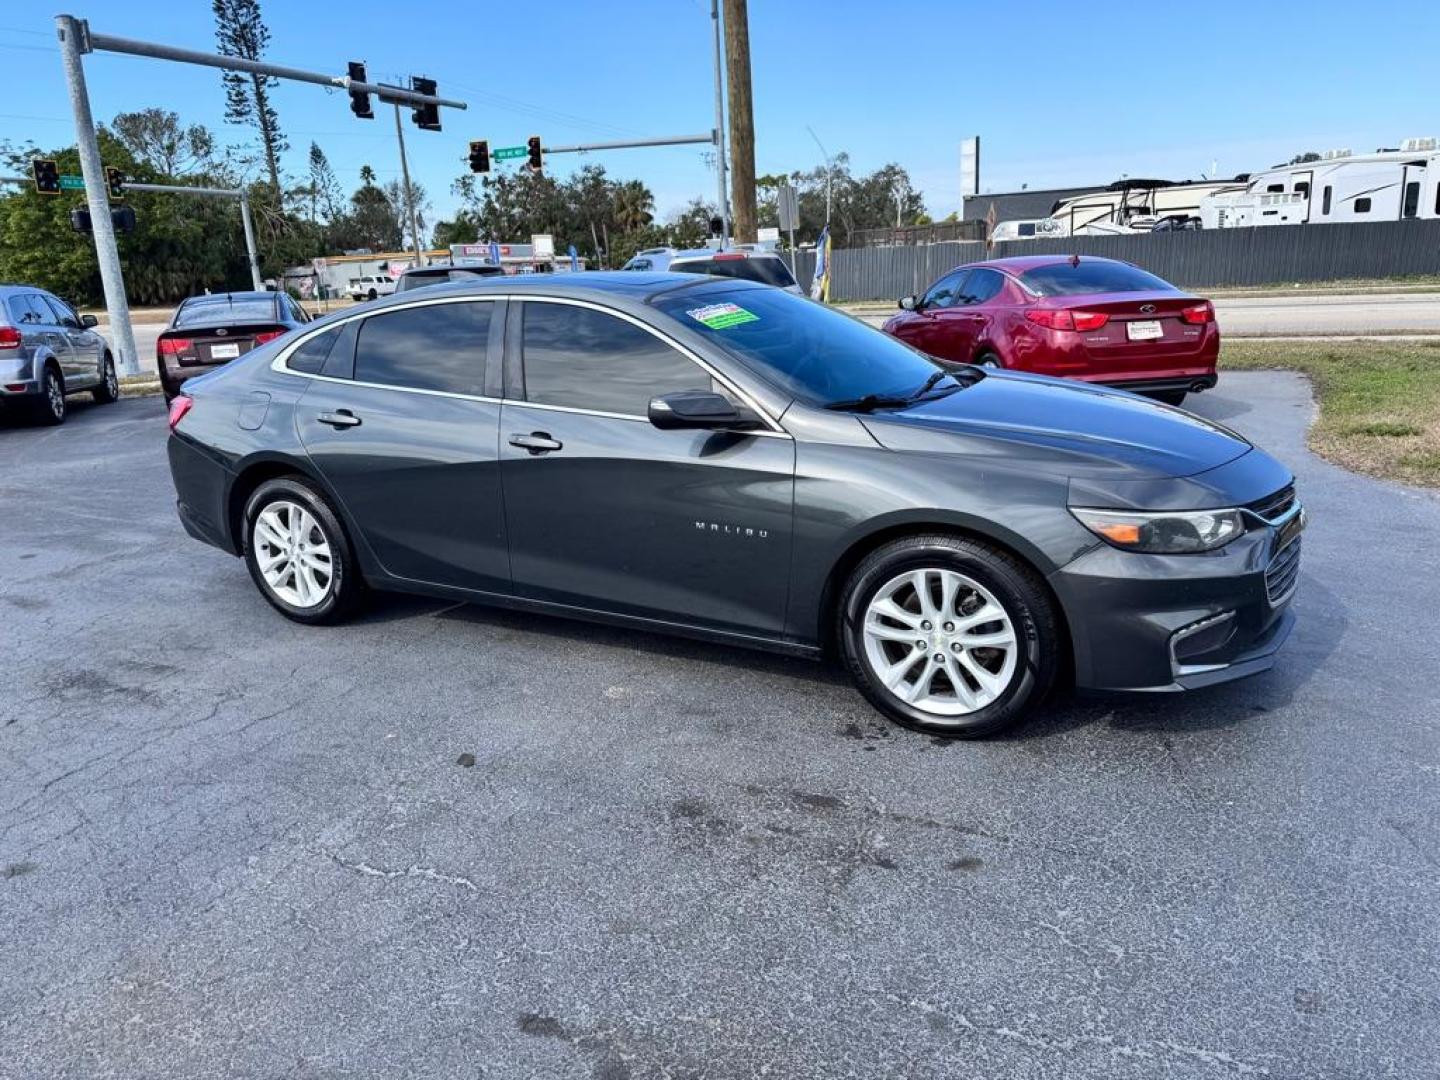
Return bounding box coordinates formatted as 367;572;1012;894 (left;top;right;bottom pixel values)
686;302;759;330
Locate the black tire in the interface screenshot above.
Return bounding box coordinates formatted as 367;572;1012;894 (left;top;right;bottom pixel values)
367;288;378;301
92;352;120;404
1147;389;1187;407
242;476;366;625
837;533;1059;739
975;351;1002;369
33;365;66;426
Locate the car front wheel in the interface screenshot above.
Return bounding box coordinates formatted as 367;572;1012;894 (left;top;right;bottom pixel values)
243;477;365;624
838;534;1059;738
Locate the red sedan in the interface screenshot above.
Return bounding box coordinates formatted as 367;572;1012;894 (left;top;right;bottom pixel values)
881;255;1218;406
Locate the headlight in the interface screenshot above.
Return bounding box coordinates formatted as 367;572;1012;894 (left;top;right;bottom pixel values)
1071;507;1245;553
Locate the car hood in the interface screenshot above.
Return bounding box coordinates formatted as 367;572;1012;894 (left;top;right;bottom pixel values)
859;371;1252;481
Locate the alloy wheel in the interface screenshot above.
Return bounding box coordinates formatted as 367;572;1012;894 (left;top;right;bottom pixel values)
861;567;1019;716
104;360;118;399
252;500;334;609
46;371;65;420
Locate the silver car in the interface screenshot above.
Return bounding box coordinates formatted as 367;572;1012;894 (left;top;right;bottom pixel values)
0;284;119;425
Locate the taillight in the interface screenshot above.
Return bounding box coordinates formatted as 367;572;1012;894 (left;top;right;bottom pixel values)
1181;302;1214;325
254;328;286;345
1071;311;1109;331
1025;308;1109;332
158;337;194;356
167;394;193;430
712;253;747;261
0;326;22;349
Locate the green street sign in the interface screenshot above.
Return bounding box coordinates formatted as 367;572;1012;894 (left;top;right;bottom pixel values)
59;175;86;191
492;146;528;161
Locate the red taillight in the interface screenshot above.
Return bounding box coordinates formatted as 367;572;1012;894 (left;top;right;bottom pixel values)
167;394;193;430
0;326;22;348
1181;301;1214;325
254;328;286;344
1025;308;1108;332
712;253;747;260
158;337;194;356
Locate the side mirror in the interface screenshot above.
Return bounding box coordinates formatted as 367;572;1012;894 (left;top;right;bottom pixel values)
80;313;99;328
899;295;918;311
649;390;759;431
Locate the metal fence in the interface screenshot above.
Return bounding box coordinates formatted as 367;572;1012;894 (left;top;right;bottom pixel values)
792;219;1440;301
846;221;988;247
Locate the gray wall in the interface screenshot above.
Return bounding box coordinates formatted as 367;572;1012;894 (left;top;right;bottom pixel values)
795;219;1440;301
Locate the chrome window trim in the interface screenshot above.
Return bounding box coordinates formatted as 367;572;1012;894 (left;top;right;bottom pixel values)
270;292;790;438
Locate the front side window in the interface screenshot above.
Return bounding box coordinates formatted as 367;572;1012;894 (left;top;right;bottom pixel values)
651;284;945;408
960;269;1006;305
521;302;706;416
921;270;968;309
352;301;490;396
41;294;80;327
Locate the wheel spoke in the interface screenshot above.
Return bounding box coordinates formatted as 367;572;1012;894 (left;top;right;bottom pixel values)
938;572;959;620
257;548;288;573
256;517;287;550
870;598;922;629
955;604;1002;632
940;654;977;709
882;651;924;691
907;570;938;619
959;628;1017;649
957;649;1005;699
866;619;920;644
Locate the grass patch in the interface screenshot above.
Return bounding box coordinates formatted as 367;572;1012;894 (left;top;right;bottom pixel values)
1222;339;1440;487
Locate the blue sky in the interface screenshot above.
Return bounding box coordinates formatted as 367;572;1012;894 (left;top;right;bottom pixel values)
2;0;1437;224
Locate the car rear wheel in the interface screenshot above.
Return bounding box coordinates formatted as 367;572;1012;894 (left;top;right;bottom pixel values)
34;366;65;425
243;477;365;624
92;353;119;404
975;352;1002;368
367;288;378;300
837;534;1059;738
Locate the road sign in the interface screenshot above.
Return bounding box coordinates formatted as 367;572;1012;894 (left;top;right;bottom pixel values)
59;174;86;191
493;145;528;161
777;184;799;231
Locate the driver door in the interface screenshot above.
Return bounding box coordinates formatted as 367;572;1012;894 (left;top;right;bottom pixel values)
896;270;972;362
498;298;795;638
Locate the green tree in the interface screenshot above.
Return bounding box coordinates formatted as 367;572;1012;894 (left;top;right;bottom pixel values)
307;143;342;222
110;108;221;177
213;0;286;193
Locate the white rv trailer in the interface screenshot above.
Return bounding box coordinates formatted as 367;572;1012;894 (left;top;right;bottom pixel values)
1044;178;1247;235
1201;139;1440;227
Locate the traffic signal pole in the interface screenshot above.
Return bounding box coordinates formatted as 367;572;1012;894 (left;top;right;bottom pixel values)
56;15;139;375
125;181;263;291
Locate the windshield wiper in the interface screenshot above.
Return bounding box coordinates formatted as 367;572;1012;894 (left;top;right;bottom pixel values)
824;367;984;413
823;393;914;413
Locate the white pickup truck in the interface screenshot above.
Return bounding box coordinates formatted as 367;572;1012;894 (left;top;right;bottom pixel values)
348;275;397;302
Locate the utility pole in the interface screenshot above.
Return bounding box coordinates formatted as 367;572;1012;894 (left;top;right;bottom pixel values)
56;15;139;376
807;125;833;226
390;98;425;265
710;0;730;246
722;0;756;244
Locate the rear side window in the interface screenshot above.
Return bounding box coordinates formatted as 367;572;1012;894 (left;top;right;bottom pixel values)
960;269;1006;305
521;302;705;416
286;326;342;374
353;301;491;395
672;256;796;288
1019;261;1174;296
6;295;46;325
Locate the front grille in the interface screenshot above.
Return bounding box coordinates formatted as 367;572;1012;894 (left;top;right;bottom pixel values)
1248;484;1296;523
1265;536;1302;604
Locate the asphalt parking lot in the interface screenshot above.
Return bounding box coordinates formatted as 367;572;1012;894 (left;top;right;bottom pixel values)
2;373;1438;1079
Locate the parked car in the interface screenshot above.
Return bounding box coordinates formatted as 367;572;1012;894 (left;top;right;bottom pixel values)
157;291;309;403
394;265;506;293
882;255;1218;406
0;284;118;425
348;275;398;301
165;272;1302;739
622;247;802;294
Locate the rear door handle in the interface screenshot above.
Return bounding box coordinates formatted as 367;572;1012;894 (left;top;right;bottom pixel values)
317;410;361;429
509;432;563;454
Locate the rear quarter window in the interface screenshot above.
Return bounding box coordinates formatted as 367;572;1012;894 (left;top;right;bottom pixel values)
1019;261;1175;296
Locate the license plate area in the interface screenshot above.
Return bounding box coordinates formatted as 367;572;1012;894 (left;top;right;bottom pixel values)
208;343;241;360
1126;320;1164;341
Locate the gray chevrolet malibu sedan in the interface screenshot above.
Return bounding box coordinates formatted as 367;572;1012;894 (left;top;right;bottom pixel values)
166;272;1303;737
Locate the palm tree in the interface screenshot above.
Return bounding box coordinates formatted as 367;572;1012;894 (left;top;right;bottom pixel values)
613;180;655;233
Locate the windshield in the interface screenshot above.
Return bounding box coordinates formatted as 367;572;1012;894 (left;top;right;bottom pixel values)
672;256;797;289
652;284;944;406
174;297;276;327
1020;261;1175;296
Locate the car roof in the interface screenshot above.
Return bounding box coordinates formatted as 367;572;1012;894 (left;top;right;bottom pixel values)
180;291;276;304
964;255;1128;273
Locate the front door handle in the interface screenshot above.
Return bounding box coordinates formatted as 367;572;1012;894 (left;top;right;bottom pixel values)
509;431;563;455
317;410;362;429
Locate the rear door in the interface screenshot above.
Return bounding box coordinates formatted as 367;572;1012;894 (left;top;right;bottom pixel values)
295;297;510;593
37;294;92;386
498;298;795;637
7;294;62;369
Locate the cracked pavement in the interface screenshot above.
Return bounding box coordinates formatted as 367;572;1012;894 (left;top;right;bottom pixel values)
2;374;1438;1078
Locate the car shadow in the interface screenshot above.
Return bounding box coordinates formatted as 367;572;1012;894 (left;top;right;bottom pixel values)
363;574;1342;743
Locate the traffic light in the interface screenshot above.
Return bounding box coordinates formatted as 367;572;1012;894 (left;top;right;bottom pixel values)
111;206;137;234
32;159;60;196
468;140;491;174
526;135;543;173
410;76;441;131
105;166;125;200
69;207;92;234
347;61;373;119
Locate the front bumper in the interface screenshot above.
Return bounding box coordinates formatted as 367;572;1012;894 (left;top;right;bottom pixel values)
1050;503;1302;692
